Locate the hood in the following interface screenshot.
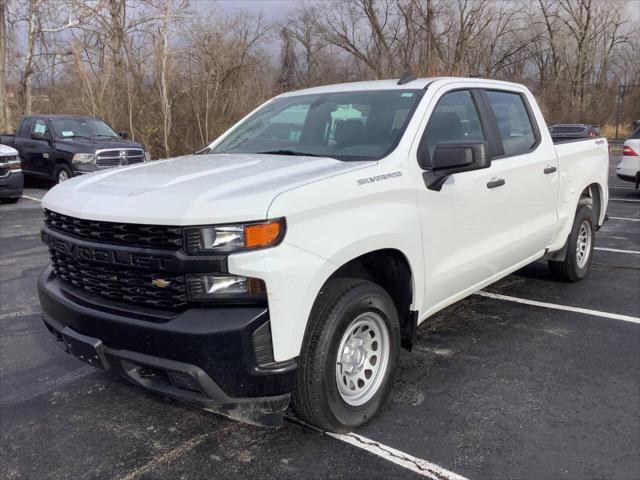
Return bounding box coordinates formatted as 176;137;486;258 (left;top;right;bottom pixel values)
55;137;144;151
42;153;374;225
0;144;18;156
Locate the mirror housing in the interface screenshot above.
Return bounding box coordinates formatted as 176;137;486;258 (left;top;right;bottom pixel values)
422;141;490;191
31;131;50;142
118;131;129;139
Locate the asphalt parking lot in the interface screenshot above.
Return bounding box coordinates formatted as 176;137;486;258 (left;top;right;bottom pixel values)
1;155;638;480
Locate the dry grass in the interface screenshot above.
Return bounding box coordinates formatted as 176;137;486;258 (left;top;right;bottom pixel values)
601;123;631;140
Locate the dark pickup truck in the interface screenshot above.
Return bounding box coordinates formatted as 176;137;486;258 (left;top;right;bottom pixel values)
0;115;148;184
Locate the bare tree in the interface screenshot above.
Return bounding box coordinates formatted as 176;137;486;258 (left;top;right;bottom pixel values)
0;0;8;131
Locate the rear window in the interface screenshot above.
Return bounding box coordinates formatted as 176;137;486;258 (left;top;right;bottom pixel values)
485;90;537;156
552;126;586;134
630;128;640;139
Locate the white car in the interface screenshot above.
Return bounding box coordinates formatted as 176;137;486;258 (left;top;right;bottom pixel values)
616;127;640;188
0;143;23;203
38;77;608;432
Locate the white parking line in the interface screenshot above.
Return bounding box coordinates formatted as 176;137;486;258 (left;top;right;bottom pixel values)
288;417;468;480
595;247;640;255
476;291;640;324
21;195;42;202
610;198;640;203
608;216;640;222
326;431;469;480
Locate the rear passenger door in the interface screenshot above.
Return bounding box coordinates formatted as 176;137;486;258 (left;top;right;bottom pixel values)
480;89;558;262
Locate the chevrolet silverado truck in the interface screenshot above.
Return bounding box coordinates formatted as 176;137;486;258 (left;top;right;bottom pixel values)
0;144;23;203
0;115;148;184
38;77;608;432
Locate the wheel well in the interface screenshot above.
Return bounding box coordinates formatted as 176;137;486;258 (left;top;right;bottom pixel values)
579;183;602;227
329;249;417;351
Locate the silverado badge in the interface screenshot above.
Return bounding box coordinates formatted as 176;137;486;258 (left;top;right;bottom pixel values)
151;278;171;288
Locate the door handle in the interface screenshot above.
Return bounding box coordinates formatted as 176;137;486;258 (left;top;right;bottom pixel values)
544;166;557;174
487;178;505;189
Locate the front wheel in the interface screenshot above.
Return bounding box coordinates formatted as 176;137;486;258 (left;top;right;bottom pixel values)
55;164;73;184
292;278;400;432
549;205;595;282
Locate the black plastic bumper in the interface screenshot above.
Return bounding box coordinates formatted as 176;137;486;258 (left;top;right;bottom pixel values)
0;171;23;198
38;267;297;426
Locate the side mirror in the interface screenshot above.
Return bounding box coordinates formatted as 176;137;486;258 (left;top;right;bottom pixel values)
118;131;129;139
422;141;490;191
31;131;50;142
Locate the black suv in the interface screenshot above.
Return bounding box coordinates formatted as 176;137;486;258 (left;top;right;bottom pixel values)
0;115;148;184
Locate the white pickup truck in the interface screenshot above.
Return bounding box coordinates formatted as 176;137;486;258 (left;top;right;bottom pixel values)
38;77;608;432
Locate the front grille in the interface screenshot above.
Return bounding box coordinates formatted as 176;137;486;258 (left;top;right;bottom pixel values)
50;249;188;310
0;155;18;178
96;148;145;167
44;209;183;250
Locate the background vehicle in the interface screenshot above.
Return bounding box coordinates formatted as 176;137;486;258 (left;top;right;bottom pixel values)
549;124;601;141
38;77;608;433
616;127;640;188
0;115;148;184
0;144;23;204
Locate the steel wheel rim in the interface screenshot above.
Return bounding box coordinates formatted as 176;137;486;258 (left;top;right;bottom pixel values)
335;312;390;407
58;170;69;183
576;220;592;269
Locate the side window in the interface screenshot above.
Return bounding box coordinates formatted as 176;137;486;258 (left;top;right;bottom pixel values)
485;90;537;156
419;90;485;165
32;119;50;137
18;118;34;138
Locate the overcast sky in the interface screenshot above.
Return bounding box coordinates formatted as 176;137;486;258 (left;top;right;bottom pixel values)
215;0;324;19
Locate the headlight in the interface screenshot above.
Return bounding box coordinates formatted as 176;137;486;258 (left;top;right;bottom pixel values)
184;219;285;254
186;274;266;302
72;153;96;164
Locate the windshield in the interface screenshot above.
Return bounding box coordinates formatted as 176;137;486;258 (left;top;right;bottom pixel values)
51;118;118;139
210;90;424;161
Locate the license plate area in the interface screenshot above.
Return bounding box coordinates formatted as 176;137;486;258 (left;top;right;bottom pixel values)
61;327;110;371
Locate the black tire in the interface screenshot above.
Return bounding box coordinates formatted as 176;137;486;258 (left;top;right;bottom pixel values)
0;197;20;204
54;164;73;184
292;277;400;433
549;205;595;282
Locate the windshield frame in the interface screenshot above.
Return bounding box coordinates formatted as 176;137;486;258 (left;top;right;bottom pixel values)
208;89;426;162
50;118;119;139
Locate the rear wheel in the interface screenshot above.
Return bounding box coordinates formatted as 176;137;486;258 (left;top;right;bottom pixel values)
0;197;20;204
549;205;595;282
292;278;400;432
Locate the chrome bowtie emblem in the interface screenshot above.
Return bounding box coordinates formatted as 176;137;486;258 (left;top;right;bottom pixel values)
151;278;171;288
119;150;128;165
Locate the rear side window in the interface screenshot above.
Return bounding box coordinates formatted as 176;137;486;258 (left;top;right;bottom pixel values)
419;90;485;165
485;90;537;156
18;118;34;138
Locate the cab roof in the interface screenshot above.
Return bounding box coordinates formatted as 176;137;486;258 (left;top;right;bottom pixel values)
277;77;528;98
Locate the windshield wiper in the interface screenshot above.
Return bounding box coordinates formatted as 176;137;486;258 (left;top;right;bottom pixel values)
256;149;325;157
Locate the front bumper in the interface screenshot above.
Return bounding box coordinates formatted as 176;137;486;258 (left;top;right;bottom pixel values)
38;267;297;426
0;171;24;198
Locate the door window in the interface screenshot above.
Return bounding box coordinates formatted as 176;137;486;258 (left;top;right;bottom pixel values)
32;119;50;137
419;90;485;166
485;90;537;156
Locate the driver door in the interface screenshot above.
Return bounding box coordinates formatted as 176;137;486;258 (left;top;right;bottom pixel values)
416;88;515;313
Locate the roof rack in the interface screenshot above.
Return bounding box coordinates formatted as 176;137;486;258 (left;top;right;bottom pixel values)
397;72;417;85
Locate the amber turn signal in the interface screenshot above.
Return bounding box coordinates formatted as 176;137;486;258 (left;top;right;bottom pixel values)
245;220;284;249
